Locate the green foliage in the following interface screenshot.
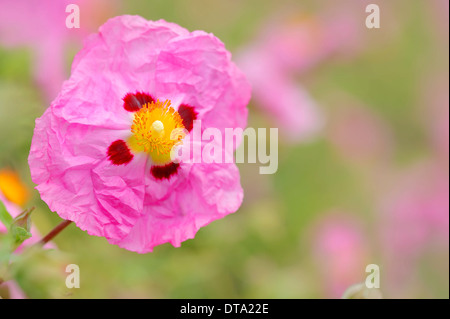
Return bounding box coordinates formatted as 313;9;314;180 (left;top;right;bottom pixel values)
0;201;13;229
10;208;33;247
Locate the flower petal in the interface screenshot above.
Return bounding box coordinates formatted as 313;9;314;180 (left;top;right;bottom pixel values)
154;31;251;134
113;161;243;253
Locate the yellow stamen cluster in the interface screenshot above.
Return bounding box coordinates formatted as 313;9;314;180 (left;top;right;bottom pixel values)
129;100;185;165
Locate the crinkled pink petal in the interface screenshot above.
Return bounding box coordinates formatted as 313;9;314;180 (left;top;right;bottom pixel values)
154;31;250;133
115;160;243;253
30;107;147;239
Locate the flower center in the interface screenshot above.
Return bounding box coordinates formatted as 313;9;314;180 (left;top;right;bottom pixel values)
152;120;164;134
129;99;186;165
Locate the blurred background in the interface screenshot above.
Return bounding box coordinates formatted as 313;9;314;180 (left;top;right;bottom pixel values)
0;0;448;298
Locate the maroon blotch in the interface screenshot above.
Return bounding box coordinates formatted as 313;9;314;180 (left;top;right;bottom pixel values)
123;91;155;112
178;104;197;132
107;140;134;165
150;162;180;180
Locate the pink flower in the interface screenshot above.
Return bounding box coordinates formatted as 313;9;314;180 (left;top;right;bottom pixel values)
29;16;251;253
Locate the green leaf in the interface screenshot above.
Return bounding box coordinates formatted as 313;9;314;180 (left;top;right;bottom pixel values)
12;207;33;231
9;207;34;247
10;226;32;244
0;200;13;229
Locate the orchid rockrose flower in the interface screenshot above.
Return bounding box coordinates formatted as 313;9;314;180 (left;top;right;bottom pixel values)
28;16;251;253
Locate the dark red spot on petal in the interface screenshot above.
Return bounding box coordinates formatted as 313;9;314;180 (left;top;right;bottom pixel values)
150;162;180;180
107;140;134;165
178;104;197;132
123;92;155;112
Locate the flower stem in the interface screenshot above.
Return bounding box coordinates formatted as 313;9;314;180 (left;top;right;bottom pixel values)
38;220;72;246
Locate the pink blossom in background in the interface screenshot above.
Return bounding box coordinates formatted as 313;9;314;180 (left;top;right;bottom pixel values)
235;3;364;142
0;279;27;299
29;16;251;253
311;214;369;298
237;48;323;142
0;0;120;101
379;162;449;294
259;9;362;75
